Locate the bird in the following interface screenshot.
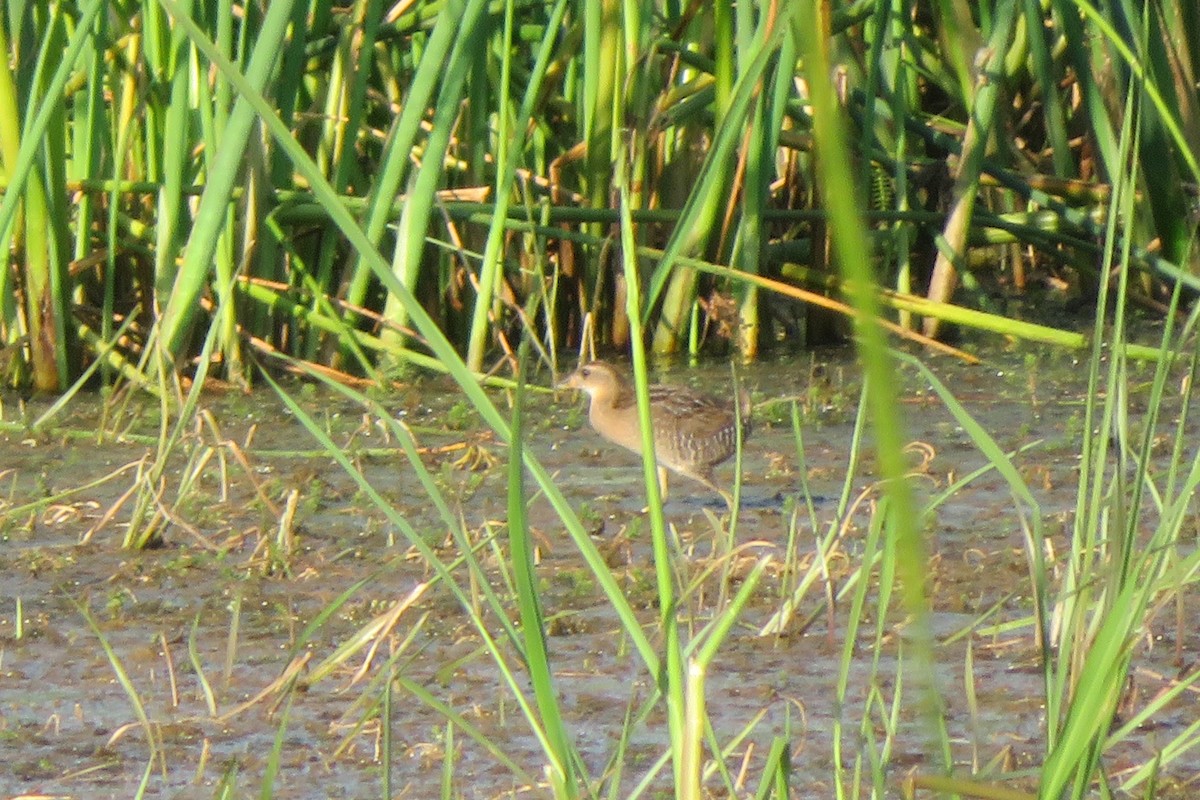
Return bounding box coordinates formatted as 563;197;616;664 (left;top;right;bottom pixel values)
557;360;751;502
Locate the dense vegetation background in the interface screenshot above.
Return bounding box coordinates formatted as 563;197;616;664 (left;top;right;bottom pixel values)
3;0;1197;394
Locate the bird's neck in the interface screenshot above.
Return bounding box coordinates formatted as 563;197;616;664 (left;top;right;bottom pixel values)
604;383;639;410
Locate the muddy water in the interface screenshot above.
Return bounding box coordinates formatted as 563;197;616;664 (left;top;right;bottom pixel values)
1;347;1197;798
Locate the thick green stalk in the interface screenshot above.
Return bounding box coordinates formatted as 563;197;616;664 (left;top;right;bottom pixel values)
153;0;194;357
466;0;570;371
617;171;684;788
645;14;783;350
1021;0;1073;177
507;352;577;795
380;0;489;354
342;0;472;323
796;0;945;768
465;0;517;371
157;0;296;362
923;0;1018;338
0;5;97;390
737;25;795;358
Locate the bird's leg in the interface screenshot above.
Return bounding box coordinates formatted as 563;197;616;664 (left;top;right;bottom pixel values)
637;465;670;515
693;470;735;512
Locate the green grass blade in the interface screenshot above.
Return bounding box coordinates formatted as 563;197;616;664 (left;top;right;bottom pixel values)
157;0;297;359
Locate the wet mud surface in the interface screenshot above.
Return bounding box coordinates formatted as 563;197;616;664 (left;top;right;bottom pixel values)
1;346;1198;798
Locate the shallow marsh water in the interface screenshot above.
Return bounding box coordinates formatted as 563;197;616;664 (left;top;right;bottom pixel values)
1;346;1198;798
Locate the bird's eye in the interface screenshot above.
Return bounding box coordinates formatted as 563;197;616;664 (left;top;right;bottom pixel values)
580;367;591;377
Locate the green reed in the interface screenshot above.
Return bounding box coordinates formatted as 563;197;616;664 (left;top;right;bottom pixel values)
3;0;1198;390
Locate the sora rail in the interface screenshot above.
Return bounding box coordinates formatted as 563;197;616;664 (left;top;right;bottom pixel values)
558;361;751;499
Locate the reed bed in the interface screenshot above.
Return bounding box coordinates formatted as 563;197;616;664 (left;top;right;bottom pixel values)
3;0;1197;390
